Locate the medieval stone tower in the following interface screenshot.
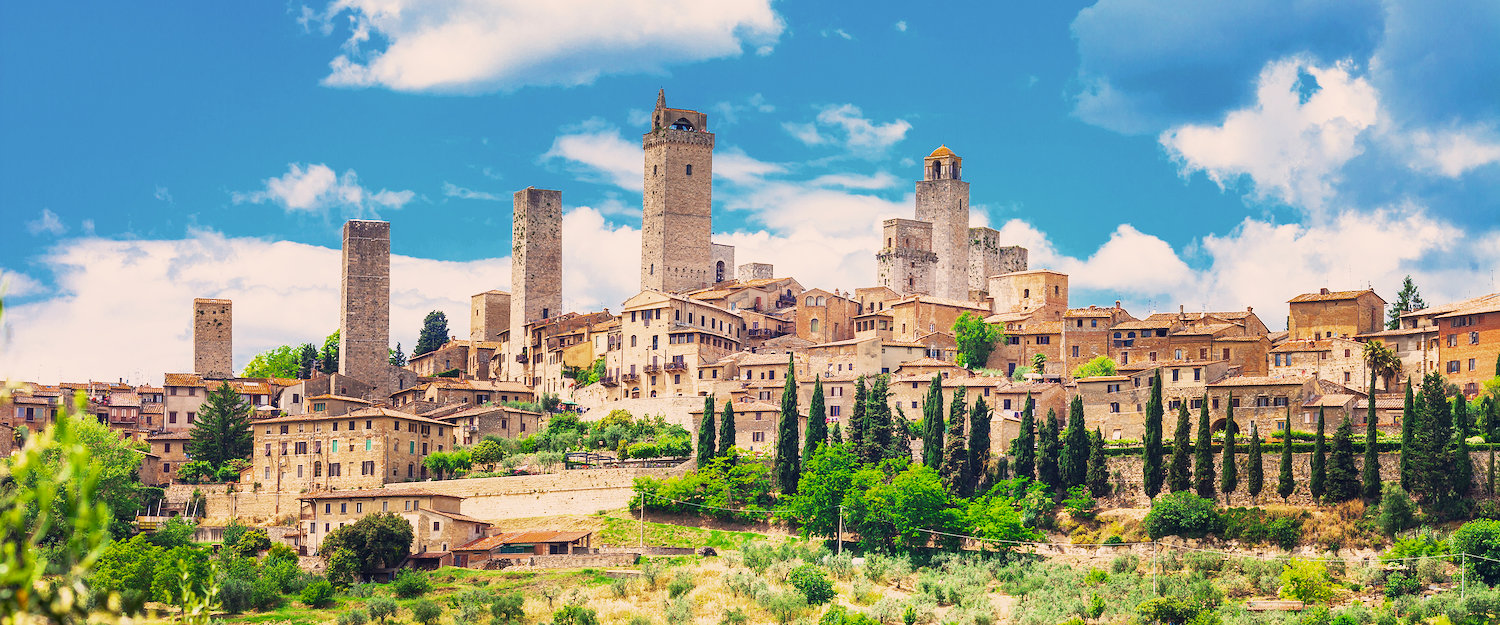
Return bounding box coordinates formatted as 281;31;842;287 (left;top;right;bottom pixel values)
968;227;1029;296
877;219;938;296
641;90;714;293
510;187;563;372
470;290;511;343
339;220;391;398
914;145;970;301
192;298;233;378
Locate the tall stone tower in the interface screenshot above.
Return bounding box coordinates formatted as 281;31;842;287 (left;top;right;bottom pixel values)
876;219;937;296
968;227;1029;296
510;187;563;375
914;145;970;301
470;290;511;343
641;89;714;293
193;298;233;378
339;220;391;398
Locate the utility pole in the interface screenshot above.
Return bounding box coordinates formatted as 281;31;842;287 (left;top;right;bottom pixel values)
1152;542;1159;596
1462;553;1467;599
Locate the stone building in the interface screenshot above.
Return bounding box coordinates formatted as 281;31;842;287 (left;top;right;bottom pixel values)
641;90;719;293
161;373;276;433
1269;337;1370;388
250;407;458;492
144;431;192;486
712;243;736;284
1428;294;1500;397
299;489;489;556
1061;304;1136;376
510;187;564;376
738;263;773;282
440;404;545;446
1287;288;1387;340
795;288;859;344
278;373;375;415
193;298;233;378
409;340;475;378
990;270;1069;321
877;218;938;296
471;290;511;344
613;290;745;399
968;227;1028;298
339;220;393;399
389;379;535;413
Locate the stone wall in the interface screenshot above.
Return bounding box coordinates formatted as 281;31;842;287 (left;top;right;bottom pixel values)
578;396;708;429
193;298;233;378
339;220;392;399
528;553;639;569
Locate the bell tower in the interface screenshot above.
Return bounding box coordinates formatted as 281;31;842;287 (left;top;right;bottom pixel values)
914;145;971;301
640;90;714;293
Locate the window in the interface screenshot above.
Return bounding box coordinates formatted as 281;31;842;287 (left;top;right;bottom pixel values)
365;438;372;451
830;406;841;417
1174;349;1183;360
340;503;348;514
752;431;765;442
264;443;271;456
1072;346;1080;357
1448;334;1458;347
164;443;172;453
365;420;372;429
1109;402;1121;413
169;411;177;423
433;521;441;531
332;440;338;453
1003;399;1013;410
1448;360;1462;373
1471;358;1478;371
1172;369;1180;382
685;164;693;176
1472;331;1481;345
186;412;195;424
1036;336;1050;345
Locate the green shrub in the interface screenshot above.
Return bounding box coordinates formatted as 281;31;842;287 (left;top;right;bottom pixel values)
392;568;431;598
1086;594;1106;619
266;542;298;565
722;607;749;625
1136;596;1199;624
300;578;335;608
667;570;696;599
1220;507;1305;549
411;599;443;625
1144;492;1221;539
347;583;376;598
818;605;880;625
553;604;600;625
261;558;303;594
1384;572;1420;598
367;596;397;622
1111;553;1140;574
1452;519;1500;585
229;528;271;558
786;564;836;605
1377;483;1416;536
218;577;255;613
759;590;809;624
491;591;525;624
1279;559;1334;604
337;610;369;625
1083;568;1108;586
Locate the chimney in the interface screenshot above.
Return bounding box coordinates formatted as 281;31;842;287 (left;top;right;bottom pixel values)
1319;287;1330;295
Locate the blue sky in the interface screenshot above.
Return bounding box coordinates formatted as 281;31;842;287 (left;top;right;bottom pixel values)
2;0;1498;383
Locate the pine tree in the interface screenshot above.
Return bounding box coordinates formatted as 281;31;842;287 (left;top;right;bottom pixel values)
1278;406;1294;500
1194;394;1215;499
1038;408;1062;493
718;400;736;455
775;358;801;494
1362;369;1382;502
297;343;317;379
1142;370;1165;499
803;378;827;465
894;405;914;462
920;376;944;470
940;389;970;496
1087;428;1109;497
1310;407;1327;500
1326;414;1360;502
1220;399;1237;496
865;375;893;462
1247;422;1264;502
413;310;450;357
188;382;254;469
967;397;993;496
697;394;716;466
1454;396;1473;499
851;377;868;461
1409;373;1452;506
1387;275;1427;330
1168;402;1192;493
1400;379;1415;490
1061;395;1089;490
389;343;406;367
1011;394;1036;480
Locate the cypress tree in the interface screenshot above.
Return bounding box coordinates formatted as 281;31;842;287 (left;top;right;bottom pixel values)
1362;369;1382;502
830;422;843;445
920;376;944;470
1310;407;1327;500
1194;394;1215;499
1454;396;1474;499
1011;394;1037;480
1038;408;1062;493
698;394;717;466
1142;370;1165;499
297;343;317;379
1247;422;1263;502
1061;395;1089;490
941;388;970;496
1087;428;1108;497
968;397;993;496
850;376;867;460
1482;396;1498;443
1326;413;1360;502
1496;353;1500;377
774;357;801;494
719;400;736;455
1168;402;1192;493
1278;406;1294;500
1220;399;1237;496
1409;373;1452;506
1400;379;1415;490
803;378;827;465
894;405;914;462
866;375;893;462
1489;445;1496;497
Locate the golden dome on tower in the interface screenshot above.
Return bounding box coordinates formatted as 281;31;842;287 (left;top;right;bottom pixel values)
928;144;956;158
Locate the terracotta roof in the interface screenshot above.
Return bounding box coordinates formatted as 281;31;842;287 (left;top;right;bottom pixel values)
424;508;489;525
1215;336;1269;342
1208;376;1311;388
986;312;1034;324
163;373;206;387
1065;307;1119;318
1075;375;1130;382
1407;293;1500;319
896;357;959;369
257;406;452;426
1014;321;1063;334
884;340;926;348
297;487;461;501
1112;318;1176;330
1288;289;1381;303
892;294;990;311
1304;394;1356;407
147;431;193;441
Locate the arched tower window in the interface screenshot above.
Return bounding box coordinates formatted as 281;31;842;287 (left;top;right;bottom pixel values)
671;118;695;131
716;261;725;283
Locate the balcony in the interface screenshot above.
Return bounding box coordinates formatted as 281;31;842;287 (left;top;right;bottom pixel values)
747;327;785;339
643;364;662;374
621;373;640;384
600;376;619;387
776;295;796;309
664;361;688;372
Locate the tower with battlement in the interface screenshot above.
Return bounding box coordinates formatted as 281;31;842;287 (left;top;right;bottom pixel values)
877;218;938;296
914;145;971;301
193;298;233;378
339;220;391;398
968;227;1029;296
641;90;715;293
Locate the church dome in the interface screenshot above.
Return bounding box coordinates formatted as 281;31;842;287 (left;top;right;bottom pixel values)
928;144;956;158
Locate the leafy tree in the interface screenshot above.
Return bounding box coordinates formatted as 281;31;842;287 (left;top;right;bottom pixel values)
471;439;503;471
940;388;969;495
1061;395;1088;491
242;344;298;378
803;380;826;464
893;405;914;462
1246;422;1263;501
1220;399;1237;496
1452;519;1500;585
320;330;340;373
320;512;414;578
1326;414;1360;502
920;376;944;470
786;565;836;605
1037;408;1061;493
698;394;716;467
788;444;858;539
90;535;161;615
411;599;444;625
367;596;397;622
301;578;335;608
1142;370;1165;499
1278;559;1334;604
775;358;801;494
1194;395;1215;499
964;486;1044;547
1011;394;1036;481
1309;407;1327;500
1168;402;1192;493
188;382;255;470
1279;406;1295;500
1363;370;1382;502
297;342;318;379
1143;491;1220;539
847;465;962;553
718;400;736;456
865;375;893;462
389;343;406;367
952;312;1002;369
850;377;868;460
326;547;359;589
1086;428;1109;497
413;310;450;357
1387;275;1426;330
1400;379;1415;490
1071;355;1117;379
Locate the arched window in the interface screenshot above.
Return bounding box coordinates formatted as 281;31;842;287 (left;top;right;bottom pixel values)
1024;289;1030;298
817;296;827;306
716;261;725;283
671;117;695;131
810;319;820;334
806;296;816;307
630;335;638;347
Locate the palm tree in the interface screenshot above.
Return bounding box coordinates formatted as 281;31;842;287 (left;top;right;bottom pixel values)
1031;353;1047;375
1363;341;1401;392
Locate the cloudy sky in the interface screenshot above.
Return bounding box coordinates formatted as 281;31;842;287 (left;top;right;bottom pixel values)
2;0;1498;384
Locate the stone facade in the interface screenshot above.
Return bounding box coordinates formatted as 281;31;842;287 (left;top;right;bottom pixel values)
711;243;736;284
877;218;937;296
990;270;1070;320
249;407;459;492
641;91;714;293
1287;288;1387;341
914;146;970;301
193;298;233;378
613;290;744;400
511;187;564;377
339;220;392;399
299;489;488;556
967;227;1028;295
471;290;511;344
795;288;859;344
738;263;774;281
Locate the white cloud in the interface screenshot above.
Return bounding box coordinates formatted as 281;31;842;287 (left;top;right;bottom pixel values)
0;269;42;297
1160;57;1380;214
715;149;786;185
154;186;174;203
561;206;641;313
712;93;775;125
26;209;65;236
442;182;505;201
315;0;784;93
785;104;911;156
895;21;907;32
233;163;415;216
821;28;853;40
1400;125;1500;178
807;171;899;190
542;121;643;192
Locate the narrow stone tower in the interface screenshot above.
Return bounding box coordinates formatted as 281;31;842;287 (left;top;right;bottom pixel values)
914;145;970;301
641;89;714;293
510;187;563;375
876;219;937;296
339;219;391;398
193;298;233;378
